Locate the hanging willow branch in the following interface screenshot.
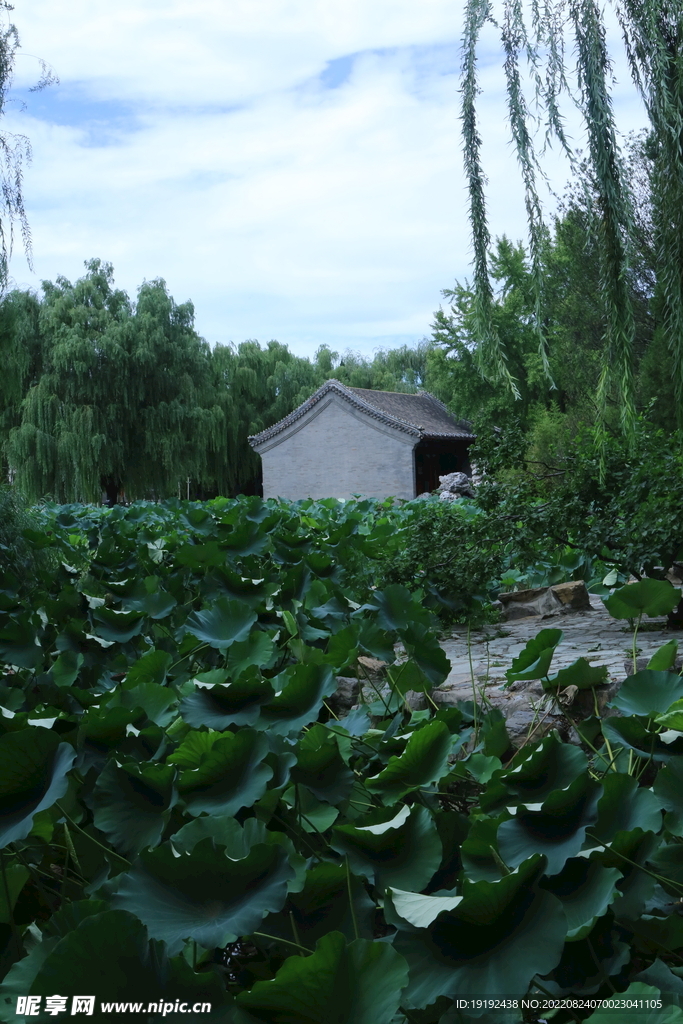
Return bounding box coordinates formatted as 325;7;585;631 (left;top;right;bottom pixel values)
458;0;683;429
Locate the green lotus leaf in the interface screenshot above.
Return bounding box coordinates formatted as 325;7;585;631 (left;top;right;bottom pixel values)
544;657;608;691
114;838;294;954
174;541;228;568
385;887;463;931
365;720;452;804
370;584;433;632
92;607;145;643
631;912;683;959
540;857;622;940
111;681;178;727
0;728;75;848
649;639;679;671
596;828;661;920
256;663;337;736
258;861;376;946
180;671;275;729
182;597;257;649
331;804;442;891
610;670;683;717
505;628;564;684
635;959;683;1004
584;982;683;1022
0;862;29;923
485;732;587;812
227;631;277;676
51;649;83;688
0;909;229;1016
479;708;512;758
132;589;177;620
123;649;173;687
542;913;630;996
386;659;433;697
170;816;305;893
77;706;139;769
654;757;683;834
87;760;177;857
238;931;409;1024
604;579;681;620
166;729;225;768
401;623;451;686
282;785;339;832
178;728;273;816
170;815;247;857
395;855;566;1006
592;772;664;843
647;842;683;899
289;724;354;804
497;774;602;875
602;715;683;761
460;813;511;882
656;700;683;732
0;612;43;668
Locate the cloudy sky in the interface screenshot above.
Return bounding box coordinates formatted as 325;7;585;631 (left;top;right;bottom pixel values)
5;0;647;359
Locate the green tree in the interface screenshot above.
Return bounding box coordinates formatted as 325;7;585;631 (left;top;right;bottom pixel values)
7;260;224;503
461;0;682;425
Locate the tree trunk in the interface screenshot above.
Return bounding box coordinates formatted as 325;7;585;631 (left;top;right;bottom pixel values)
101;476;120;507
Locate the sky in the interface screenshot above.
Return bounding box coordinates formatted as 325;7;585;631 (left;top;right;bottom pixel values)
4;0;648;360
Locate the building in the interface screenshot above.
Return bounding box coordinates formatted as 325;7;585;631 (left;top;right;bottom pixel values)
248;379;475;500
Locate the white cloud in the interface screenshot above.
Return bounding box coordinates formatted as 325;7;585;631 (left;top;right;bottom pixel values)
4;2;648;359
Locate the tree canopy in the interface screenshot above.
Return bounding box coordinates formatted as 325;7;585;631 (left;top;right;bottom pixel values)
1;262;432;502
461;0;683;426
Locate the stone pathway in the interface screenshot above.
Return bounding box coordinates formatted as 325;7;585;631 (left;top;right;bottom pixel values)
429;595;679;746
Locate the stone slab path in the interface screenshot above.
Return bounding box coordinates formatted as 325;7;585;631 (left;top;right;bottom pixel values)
430;595;679;746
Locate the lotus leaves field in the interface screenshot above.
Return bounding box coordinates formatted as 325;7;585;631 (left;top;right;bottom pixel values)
2;498;683;1022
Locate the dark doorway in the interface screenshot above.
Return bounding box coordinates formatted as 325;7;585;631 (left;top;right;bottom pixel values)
414;439;472;496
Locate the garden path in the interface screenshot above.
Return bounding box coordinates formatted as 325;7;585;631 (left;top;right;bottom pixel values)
431;596;677;746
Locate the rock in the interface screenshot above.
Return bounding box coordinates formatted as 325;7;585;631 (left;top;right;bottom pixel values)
551;581;592;612
357;656;387;681
436;471;475;499
327;676;360;716
499;581;592;620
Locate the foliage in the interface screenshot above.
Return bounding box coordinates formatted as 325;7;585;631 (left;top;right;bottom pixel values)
6;261;225;504
458;0;682;427
1;263;432;501
0;499;683;1021
377;497;507;621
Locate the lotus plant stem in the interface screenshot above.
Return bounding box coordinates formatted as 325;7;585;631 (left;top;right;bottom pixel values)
0;851;20;955
168;642;210;674
55;802;130;866
577;728;621;774
253;932;311;954
587;936;617;994
289;912;304;954
586;832;683;895
346;856;360;941
593;689;617;772
63;822;83;875
467;622;478;742
322;700;340;721
633;612;642;675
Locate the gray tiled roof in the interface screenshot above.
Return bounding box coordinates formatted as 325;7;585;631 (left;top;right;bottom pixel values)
248;379;474;446
347;387;474;437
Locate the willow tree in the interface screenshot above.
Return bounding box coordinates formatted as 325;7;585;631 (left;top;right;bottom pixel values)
8;261;224;503
461;0;683;426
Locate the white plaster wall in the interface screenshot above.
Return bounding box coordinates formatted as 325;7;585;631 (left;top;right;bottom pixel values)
256;395;416;500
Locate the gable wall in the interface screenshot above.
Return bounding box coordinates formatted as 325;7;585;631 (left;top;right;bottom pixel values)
256;394;416;500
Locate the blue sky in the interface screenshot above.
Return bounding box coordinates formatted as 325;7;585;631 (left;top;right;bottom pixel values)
5;0;647;359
